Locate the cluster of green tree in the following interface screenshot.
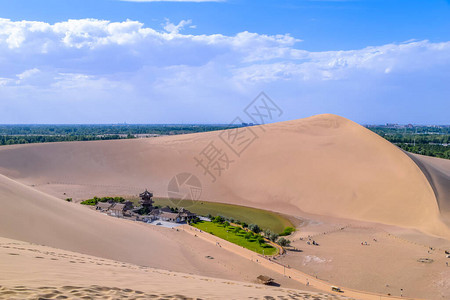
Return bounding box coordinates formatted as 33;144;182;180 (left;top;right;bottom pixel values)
396;144;450;159
208;214;248;228
187;216;201;224
80;196;125;206
368;126;450;159
0;124;240;147
0;124;238;136
136;206;151;215
263;229;279;243
367;125;450;135
0;134;129;146
218;221;266;245
208;214;291;246
206;213;294;237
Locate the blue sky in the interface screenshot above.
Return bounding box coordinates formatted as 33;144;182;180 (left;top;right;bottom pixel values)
0;0;449;124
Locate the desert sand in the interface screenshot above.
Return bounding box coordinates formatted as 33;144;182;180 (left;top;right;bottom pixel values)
0;114;449;299
406;153;450;226
0;173;309;290
279;212;450;299
0;236;339;300
0;114;448;237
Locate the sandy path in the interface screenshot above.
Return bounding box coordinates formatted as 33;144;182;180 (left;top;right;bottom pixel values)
179;225;427;300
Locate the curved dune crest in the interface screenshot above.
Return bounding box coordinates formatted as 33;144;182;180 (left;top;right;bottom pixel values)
0;114;448;238
405;153;450;226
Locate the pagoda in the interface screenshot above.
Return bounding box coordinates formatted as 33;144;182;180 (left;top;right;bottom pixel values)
139;189;154;210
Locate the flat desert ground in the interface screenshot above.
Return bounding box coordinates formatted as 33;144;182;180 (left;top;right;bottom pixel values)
0;114;449;299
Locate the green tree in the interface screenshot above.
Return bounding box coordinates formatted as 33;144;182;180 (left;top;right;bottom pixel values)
277;237;291;247
248;223;261;234
264;229;279;242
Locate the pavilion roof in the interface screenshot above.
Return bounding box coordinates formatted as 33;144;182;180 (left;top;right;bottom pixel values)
111;203;126;211
139;189;153;198
96;202;112;209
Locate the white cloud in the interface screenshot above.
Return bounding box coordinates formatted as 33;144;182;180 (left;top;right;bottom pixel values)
0;18;449;123
17;68;41;80
163;19;193;34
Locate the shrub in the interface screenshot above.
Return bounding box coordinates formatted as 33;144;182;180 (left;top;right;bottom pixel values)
248;223;261;234
269;232;279;242
189;216;200;224
264;229;279;242
277;237;291;247
65;198;72;202
93;196;125;204
279;227;296;236
80;198;97;206
212;215;225;223
137;206;152;215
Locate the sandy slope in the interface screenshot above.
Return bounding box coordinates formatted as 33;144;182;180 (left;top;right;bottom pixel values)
406;153;450;226
0;236;339;300
0;114;447;238
0;173;310;290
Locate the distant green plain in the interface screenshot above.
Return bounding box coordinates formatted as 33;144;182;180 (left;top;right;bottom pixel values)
150;198;293;234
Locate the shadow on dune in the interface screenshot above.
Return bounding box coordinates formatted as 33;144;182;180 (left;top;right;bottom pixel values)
405;152;450;226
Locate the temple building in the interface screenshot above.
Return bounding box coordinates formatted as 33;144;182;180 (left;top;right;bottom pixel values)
93;190;197;224
139;189;154;212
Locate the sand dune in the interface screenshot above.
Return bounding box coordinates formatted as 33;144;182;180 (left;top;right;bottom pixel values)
0;114;448;238
1;113;449;299
1;236;337;300
0;173;308;289
406;153;450;226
